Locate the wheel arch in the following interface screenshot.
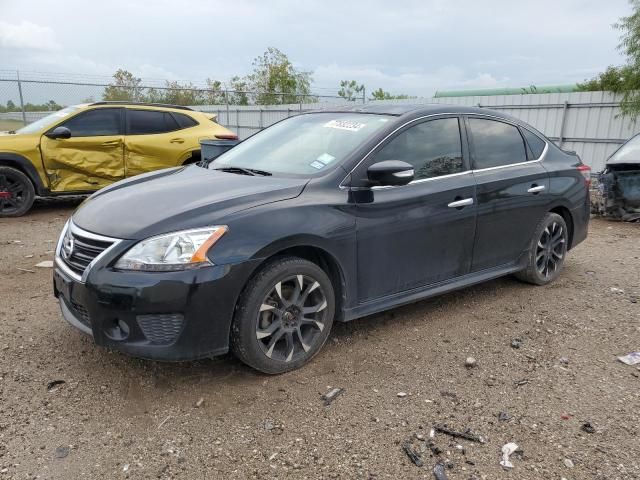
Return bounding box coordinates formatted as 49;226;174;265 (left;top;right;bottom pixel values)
0;152;47;194
181;149;201;165
548;205;575;249
241;238;348;323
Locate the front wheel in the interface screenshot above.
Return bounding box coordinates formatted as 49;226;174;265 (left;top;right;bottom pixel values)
0;166;35;217
230;257;336;374
515;212;568;285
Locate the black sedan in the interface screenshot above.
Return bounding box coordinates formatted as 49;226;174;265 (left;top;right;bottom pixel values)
53;104;590;373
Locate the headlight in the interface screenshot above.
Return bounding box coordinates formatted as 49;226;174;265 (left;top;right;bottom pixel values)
114;226;228;271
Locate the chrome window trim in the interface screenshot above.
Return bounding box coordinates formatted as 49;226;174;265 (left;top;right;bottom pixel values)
342;112;550;191
371;170;472;190
55;220;123;283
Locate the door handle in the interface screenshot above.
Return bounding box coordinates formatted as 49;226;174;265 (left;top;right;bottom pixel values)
527;185;546;194
447;198;474;208
101;140;120;147
170;138;185;144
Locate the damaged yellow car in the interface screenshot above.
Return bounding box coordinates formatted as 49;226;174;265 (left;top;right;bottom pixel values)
0;102;237;216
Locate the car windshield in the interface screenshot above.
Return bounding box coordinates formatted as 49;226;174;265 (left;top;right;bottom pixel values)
209;112;393;176
609;134;640;164
16;106;81;134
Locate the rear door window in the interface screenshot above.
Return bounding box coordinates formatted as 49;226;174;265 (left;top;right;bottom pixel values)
59;108;122;137
127;110;180;135
468;118;528;169
373;117;464;180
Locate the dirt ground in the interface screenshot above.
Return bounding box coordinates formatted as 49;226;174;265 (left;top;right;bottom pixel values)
0;200;639;480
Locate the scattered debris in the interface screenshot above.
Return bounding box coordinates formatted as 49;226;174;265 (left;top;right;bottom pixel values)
564;458;575;468
560;413;573;420
123;464;130;473
511;338;522;349
195;397;205;408
47;380;65;391
268;452;278;461
54;446;70;459
157;416;171;429
24;254;34;258
397;392;407;398
16;267;35;273
610;287;625;294
35;260;54;268
433;461;449;480
500;442;518;469
464;357;477;368
559;356;570;365
581;422;596;434
322;387;344;406
498;411;510;422
403;441;423;467
617;352;640;365
433;425;484;443
514;379;529;386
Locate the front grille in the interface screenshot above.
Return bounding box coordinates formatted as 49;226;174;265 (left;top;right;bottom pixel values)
59;224;116;279
137;314;184;345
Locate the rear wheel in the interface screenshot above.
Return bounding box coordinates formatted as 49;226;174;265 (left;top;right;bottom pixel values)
0;166;35;217
230;257;335;374
515;212;568;285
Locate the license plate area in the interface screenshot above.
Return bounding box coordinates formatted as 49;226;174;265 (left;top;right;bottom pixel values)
54;268;73;304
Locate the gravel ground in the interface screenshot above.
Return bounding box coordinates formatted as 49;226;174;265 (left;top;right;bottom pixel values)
0;202;639;480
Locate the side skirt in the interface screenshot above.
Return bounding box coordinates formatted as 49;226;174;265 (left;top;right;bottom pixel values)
342;261;526;322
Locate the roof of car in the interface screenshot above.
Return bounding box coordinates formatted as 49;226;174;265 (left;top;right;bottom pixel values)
321;103;513;119
89;101;194;111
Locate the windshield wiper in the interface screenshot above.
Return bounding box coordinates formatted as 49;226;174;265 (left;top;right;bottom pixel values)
213;166;272;176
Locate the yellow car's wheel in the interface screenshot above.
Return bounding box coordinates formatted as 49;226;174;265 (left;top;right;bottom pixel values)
0;166;35;217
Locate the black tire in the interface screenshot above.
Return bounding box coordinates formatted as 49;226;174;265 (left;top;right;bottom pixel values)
514;212;568;285
230;256;336;374
0;166;35;217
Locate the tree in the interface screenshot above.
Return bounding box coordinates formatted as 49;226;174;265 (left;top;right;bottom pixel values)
246;47;313;104
338;80;365;102
102;69;144;101
6;100;15;111
369;87;413;101
227;76;250;105
205;78;226;105
578;1;640;118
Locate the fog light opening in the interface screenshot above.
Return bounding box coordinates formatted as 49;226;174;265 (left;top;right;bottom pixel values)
104;318;130;341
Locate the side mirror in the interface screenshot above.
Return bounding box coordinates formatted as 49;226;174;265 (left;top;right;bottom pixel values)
367;160;414;186
46;126;71;140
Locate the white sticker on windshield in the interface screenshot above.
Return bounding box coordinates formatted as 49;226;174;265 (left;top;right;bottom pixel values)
316;153;336;165
310;160;324;169
324;119;366;132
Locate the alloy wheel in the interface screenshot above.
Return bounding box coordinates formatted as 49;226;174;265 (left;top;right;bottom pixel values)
535;221;566;279
0;172;27;215
256;274;329;363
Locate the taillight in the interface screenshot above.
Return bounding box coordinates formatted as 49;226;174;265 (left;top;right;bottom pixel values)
577;165;591;187
215;133;239;141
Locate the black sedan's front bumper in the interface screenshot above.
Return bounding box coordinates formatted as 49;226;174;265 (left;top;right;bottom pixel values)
53;259;260;361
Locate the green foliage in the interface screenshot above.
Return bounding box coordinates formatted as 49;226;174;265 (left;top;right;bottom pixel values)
369;87;413;101
0;99;62;113
338;80;365;101
579;1;640;118
246;47;313;104
102;69;144;101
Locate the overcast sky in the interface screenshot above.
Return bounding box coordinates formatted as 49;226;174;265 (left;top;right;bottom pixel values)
0;0;631;97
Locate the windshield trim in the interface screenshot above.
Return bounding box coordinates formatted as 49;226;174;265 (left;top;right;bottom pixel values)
15;106;82;135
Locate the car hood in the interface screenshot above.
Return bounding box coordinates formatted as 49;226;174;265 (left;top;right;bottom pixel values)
72;165;308;239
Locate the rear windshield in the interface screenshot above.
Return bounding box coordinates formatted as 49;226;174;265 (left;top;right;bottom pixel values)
609;134;640;164
210;112;393;176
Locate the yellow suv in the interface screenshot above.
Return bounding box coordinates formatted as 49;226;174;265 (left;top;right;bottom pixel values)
0;102;237;216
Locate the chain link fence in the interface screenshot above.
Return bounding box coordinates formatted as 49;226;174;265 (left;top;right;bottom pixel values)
0;70;358;133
